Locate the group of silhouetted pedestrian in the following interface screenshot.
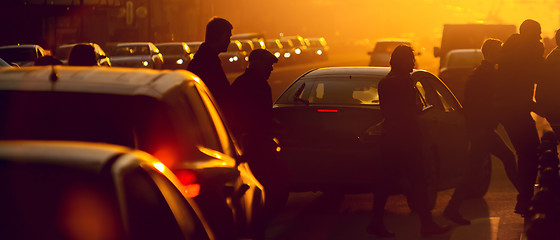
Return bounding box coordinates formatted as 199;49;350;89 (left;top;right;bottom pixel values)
187;17;287;240
369;18;560;238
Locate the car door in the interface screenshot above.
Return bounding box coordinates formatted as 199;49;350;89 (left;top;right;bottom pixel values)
413;71;469;190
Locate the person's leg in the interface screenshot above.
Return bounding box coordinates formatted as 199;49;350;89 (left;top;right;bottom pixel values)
488;130;520;191
500;113;539;215
368;191;395;237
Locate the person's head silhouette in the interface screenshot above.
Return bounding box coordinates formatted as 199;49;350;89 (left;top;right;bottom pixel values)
389;45;415;73
247;49;278;80
520;19;542;41
481;38;503;64
205;17;233;53
68;44;98;66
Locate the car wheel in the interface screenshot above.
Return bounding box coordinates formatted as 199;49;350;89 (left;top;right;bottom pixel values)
466;155;492;198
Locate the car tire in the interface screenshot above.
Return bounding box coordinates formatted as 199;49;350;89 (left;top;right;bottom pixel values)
466;156;492;198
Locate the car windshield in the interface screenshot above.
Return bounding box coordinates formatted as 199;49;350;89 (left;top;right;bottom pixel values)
373;41;409;54
111;45;150;56
446;51;483;69
277;77;381;106
280;39;293;48
0;47;37;62
227;42;240;52
266;41;280;50
188;43;201;53
55;45;73;60
157;45;184;55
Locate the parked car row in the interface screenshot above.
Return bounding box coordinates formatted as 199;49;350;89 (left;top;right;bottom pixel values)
0;66;266;240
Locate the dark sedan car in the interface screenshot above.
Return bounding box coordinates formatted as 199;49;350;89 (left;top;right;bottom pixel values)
0;140;213;240
0;66;265;240
0;44;46;66
55;43;111;66
273;67;491;197
156;42;194;70
109;42;163;69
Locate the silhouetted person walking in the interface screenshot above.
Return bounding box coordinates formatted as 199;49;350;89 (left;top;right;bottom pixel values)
537;29;560;138
495;19;544;216
229;49;285;239
188;17;232;110
369;45;451;238
68;44;98;66
444;39;519;225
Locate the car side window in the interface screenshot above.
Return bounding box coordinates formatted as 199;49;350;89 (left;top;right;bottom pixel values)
415;73;460;112
416;79;444;111
149;170;211;240
120;166;185;240
181;83;226;154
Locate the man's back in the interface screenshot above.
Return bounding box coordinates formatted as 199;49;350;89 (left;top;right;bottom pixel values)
188;43;230;106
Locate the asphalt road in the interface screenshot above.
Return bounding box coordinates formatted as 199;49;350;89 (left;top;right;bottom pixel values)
228;51;530;240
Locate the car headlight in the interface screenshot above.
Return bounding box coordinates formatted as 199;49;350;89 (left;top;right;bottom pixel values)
229;57;234;62
142;61;149;67
317;50;323;55
176;59;184;64
295;48;301;54
233;56;239;61
284;52;291;58
274;52;281;58
245;56;249;61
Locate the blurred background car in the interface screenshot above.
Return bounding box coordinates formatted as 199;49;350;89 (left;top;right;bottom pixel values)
0;140;214;240
156;42;194;70
109;42;163;69
304;37;329;61
0;44;46;66
55;43;111;66
219;40;249;72
272;67;491;198
278;38;297;64
438;49;483;102
367;39;412;67
0;66;265;240
281;35;312;63
265;39;289;65
187;41;203;55
231;32;266;50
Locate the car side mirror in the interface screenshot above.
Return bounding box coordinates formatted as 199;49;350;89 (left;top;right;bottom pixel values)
98;54;106;60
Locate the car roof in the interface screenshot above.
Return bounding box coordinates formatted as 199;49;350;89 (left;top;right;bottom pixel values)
446;48;482;54
0;66;201;99
115;42;152;46
0;44;42;49
302;66;391;79
376;39;410;43
0;140;131;172
156;42;185;46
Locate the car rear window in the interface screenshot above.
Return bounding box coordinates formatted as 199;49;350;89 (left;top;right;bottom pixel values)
0;47;37;62
0;91;198;165
111;45;150;56
276;77;381;106
157;45;184;55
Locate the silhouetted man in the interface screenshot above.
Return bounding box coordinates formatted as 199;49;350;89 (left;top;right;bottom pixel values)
495;19;544;216
444;39;519;225
188;17;232;109
537;29;560;137
369;45;450;238
229;49;284;238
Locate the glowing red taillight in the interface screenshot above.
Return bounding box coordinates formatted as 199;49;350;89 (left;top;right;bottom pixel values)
317;109;338;113
173;169;200;198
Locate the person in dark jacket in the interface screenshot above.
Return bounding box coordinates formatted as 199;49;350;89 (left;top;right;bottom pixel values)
368;45;451;238
536;28;560;137
230;49;286;235
443;38;519;225
494;19;544;216
187;17;233;110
